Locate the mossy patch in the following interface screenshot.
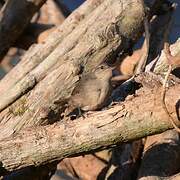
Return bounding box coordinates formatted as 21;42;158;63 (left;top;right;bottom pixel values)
9;97;28;116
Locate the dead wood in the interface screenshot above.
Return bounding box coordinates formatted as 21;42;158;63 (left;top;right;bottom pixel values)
138;130;180;180
169;173;180;180
0;0;146;139
0;81;179;175
0;0;105;94
99;140;143;179
0;0;47;61
136;4;180;179
0;0;179;177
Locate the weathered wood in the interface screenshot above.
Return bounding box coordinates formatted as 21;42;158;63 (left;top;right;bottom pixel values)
0;0;179;178
0;0;105;94
0;0;145;139
154;38;180;74
0;82;179;175
138;130;180;180
0;0;47;60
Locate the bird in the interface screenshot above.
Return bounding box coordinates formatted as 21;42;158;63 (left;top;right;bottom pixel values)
66;64;113;116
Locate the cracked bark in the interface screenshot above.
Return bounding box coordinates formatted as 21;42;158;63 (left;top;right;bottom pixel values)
0;81;179;175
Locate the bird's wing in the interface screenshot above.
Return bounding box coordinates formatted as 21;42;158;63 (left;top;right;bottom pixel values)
96;81;110;107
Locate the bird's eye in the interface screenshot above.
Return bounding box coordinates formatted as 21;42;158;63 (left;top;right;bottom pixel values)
100;66;104;69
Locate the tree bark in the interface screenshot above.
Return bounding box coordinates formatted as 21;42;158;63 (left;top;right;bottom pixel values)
0;81;179;175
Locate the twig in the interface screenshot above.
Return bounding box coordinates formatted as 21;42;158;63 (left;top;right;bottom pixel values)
162;42;180;133
161;3;180;133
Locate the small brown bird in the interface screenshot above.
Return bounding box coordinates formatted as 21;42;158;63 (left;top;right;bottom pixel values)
67;64;113;114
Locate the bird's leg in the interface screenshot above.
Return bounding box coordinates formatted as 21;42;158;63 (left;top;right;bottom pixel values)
71;107;85;119
77;107;83;117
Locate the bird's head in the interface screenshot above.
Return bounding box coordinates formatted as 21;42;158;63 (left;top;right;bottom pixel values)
94;64;113;80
